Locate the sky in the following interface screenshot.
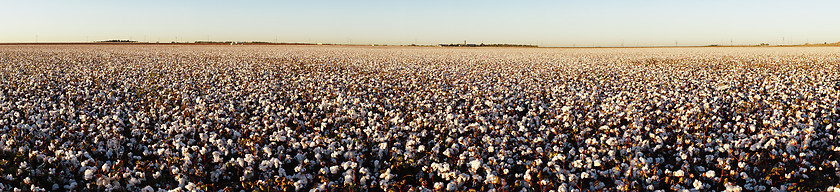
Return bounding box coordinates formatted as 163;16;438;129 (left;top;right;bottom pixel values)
2;0;839;47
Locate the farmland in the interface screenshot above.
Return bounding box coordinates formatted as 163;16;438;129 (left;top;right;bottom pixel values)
1;45;839;191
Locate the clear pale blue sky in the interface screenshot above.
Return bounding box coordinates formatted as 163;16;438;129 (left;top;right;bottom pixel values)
2;0;838;46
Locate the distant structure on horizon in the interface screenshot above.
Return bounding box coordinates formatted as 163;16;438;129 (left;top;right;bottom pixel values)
98;40;137;43
438;41;537;47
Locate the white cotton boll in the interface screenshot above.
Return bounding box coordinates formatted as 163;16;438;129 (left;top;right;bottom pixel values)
316;183;326;191
380;168;394;181
84;169;95;180
693;180;703;190
524;170;533;181
177;174;189;187
128;177;141;187
294;180;305;191
185;182;197;191
561;106;571;112
724;182;742;192
434;182;444;190
259;160;272;171
237;158;247;168
30;186;45;192
446;182;457;191
485;174;499;184
171;167;180;175
245;154;255;165
572;160;583;168
379;180;389;190
341;161;352;170
469;159;481;172
263;146;272;156
212;151;222;163
704;170;715;178
102;162;111;172
330;166;340;174
558;183;568;192
344;173;355;185
674;170;684;177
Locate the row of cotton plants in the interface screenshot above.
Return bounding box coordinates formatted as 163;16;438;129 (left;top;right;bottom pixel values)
0;45;839;191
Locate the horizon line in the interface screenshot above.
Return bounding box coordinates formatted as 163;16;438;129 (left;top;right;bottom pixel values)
2;41;840;48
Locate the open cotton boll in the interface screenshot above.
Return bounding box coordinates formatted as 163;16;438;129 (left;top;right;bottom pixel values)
704;170;715;178
674;170;685;177
259;160;273;171
469;159;481;172
446;182;458;191
485;174;499;184
344;171;355;184
724;182;743;192
140;186;155;192
330;166;340;174
84;169;95;180
212;151;223;163
693;180;704;190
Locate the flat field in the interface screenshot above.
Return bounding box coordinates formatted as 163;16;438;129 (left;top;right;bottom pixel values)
1;45;839;191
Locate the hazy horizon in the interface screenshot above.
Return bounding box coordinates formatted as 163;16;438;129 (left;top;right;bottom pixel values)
2;0;839;47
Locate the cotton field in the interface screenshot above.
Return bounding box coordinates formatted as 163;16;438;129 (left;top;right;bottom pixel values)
2;45;840;192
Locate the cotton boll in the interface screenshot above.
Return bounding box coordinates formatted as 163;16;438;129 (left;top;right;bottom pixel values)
446;182;458;191
380;168;394;181
294;180;305;191
330;166;340;174
693;180;703;190
704;170;715;178
212;151;222;163
344;172;355;185
724;182;743;192
259;160;273;171
102;162;111;173
674;170;684;177
486;174;499;184
469;159;481;172
434;182;444;190
185;182;197;191
84;169;95;180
